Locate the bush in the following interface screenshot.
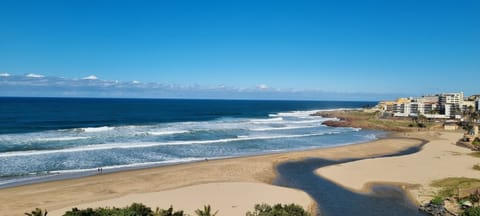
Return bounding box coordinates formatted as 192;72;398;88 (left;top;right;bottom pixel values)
157;206;185;216
473;138;480;146
64;203;154;216
246;203;310;216
31;202;311;216
430;196;444;205
462;206;480;216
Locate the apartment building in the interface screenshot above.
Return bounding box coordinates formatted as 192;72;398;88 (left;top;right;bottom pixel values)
389;92;474;119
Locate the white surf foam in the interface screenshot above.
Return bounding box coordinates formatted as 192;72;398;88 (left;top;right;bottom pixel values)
73;126;115;133
147;130;189;136
35;136;90;142
0;132;345;158
250;117;284;123
250;125;319;131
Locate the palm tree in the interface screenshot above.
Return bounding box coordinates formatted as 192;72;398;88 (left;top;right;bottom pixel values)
24;208;47;216
156;205;185;216
195;205;218;216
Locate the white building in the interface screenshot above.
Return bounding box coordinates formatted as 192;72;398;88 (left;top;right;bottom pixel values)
438;92;464;118
477;99;480;112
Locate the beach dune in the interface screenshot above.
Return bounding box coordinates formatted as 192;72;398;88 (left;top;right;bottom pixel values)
49;182;314;216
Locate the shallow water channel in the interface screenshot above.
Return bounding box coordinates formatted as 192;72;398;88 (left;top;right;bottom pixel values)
275;145;429;216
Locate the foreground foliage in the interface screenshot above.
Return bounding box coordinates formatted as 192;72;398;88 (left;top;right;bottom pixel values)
246;203;310;216
29;202;309;216
63;203;185;216
24;208;48;216
461;207;480;216
194;205;218;216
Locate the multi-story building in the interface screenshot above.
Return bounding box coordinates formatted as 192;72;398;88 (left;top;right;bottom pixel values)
410;102;424;114
438;92;464;118
387;92;477;119
424;103;438;114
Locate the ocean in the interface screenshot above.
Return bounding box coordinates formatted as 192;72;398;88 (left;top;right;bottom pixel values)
0;97;381;187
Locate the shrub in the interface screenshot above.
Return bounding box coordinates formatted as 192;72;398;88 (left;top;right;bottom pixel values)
246;203;310;216
64;206;138;216
473;138;480;146
430;196;444;205
64;203;154;216
157;206;185;216
462;206;480;216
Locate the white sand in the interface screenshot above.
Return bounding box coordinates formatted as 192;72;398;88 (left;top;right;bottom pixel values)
49;182;314;216
316;131;480;203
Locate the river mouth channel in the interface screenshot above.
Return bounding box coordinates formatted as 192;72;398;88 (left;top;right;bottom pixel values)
274;145;429;216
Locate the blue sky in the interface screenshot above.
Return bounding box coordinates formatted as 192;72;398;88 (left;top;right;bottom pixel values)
1;0;479;100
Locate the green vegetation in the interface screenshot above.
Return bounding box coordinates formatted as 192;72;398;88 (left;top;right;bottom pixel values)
63;203;161;216
461;206;480;216
246;203;310;216
430;196;444;205
473;138;480;146
24;208;48;216
157;206;185;216
63;203;186;216
194;205;218;216
29;203;309;216
431;177;480;198
473;164;480;171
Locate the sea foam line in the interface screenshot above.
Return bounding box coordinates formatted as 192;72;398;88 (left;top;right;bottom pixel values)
0;131;348;158
35;136;90;142
72;126;115;133
250;125;320;131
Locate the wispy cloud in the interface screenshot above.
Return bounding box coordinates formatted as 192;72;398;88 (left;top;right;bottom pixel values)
25;73;45;78
81;75;99;80
257;84;268;90
0;74;400;100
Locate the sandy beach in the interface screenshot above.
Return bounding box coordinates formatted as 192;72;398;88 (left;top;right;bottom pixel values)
317;131;478;204
49;182;314;216
0;133;426;216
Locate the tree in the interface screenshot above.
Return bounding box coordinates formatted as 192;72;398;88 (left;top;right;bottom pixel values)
24;208;47;216
128;203;153;216
157;205;185;216
195;205;218;216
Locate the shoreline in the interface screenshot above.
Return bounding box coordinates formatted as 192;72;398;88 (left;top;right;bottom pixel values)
0;131;429;216
0;130;387;190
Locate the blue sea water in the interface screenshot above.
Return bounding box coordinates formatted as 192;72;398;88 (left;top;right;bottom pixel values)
0;97;382;187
